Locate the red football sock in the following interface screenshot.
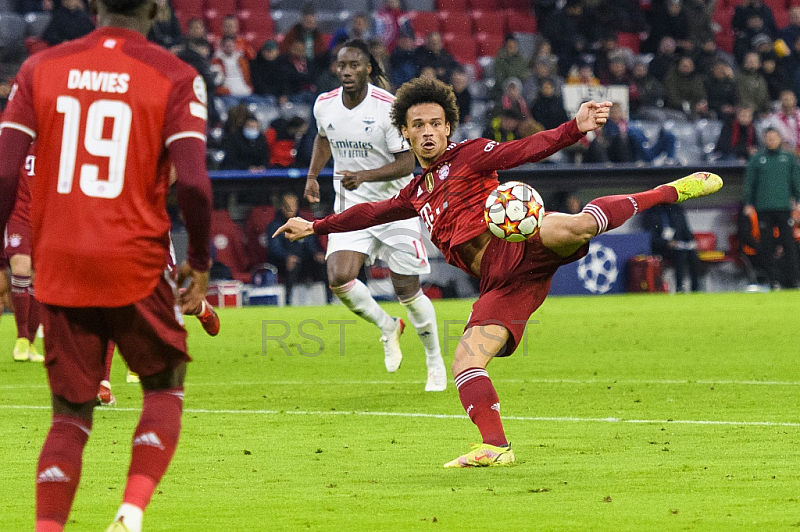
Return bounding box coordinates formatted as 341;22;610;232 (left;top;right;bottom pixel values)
103;341;115;382
26;287;40;343
124;389;184;510
454;368;507;446
11;274;31;339
36;415;91;530
583;186;678;234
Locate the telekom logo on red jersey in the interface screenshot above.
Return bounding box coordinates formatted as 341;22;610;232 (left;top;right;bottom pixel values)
67;69;130;94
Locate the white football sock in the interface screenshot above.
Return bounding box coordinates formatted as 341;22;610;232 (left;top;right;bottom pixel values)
114;503;143;532
332;279;393;334
400;290;442;367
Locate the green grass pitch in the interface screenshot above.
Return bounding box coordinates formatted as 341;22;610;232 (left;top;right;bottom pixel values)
2;291;800;531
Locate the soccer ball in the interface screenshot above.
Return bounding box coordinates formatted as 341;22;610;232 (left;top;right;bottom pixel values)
484;181;545;242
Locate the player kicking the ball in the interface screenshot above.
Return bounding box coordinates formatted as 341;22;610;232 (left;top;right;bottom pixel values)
306;40;446;391
275;77;722;468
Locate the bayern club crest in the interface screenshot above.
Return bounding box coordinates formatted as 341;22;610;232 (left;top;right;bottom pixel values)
438;163;450;180
8;234;22;248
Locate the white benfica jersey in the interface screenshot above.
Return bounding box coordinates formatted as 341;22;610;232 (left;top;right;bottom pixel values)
314;83;413;213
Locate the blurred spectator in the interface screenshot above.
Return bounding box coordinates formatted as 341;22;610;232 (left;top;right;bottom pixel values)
419;66;437;80
530;78;568;129
280;3;327;66
736;51;771;116
483;109;524;142
601;53;632;86
16;0;52;14
185;17;207;42
498;77;531;119
42;0;94;46
451;68;472;122
315;41;346;95
643;204;702;292
212;35;253;98
595;0;648;37
266;116;309;168
557;34;589;78
373;0;406;51
148;0;182;50
493;35;530;99
220;14;256;61
175;38;220;124
414;31;459;82
369;39;391;86
695;37;726;76
732;0;777;40
743;127;800;288
550;191;582;214
283;40;318;103
221;114;270;171
760;53;789;101
736;202;769;288
646;0;690;54
683;0;714;44
705;59;738;119
763;90;800;153
266;192;327;305
780;7;800;49
630;58;666;115
251;40;289;103
589;104;677;163
566;59;600;85
734;11;776;64
541;0;595;56
332;13;373;47
594;33;633;82
664;56;708;118
714;105;759;161
389;30;418;89
649;37;678;83
523;55;563;103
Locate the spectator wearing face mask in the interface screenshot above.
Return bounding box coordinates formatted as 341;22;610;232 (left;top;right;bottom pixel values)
221;115;270;171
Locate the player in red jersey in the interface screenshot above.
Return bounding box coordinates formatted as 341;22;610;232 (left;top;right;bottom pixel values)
5;152;43;362
275;77;723;468
0;1;212;531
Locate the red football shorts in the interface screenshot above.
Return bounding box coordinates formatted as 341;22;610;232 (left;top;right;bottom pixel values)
466;233;589;357
4;217;32;259
41;275;190;404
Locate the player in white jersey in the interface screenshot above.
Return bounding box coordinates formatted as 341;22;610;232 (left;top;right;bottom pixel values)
305;40;446;391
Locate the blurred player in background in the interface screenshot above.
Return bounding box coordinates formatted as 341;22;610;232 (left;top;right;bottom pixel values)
0;1;212;531
305;39;446;391
5;151;43;362
276;78;722;468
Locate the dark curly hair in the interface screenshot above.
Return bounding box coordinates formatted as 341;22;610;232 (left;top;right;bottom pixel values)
391;77;460;136
101;0;149;15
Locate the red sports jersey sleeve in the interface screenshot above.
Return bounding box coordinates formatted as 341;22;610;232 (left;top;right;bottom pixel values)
312;192;418;235
0;27;210;307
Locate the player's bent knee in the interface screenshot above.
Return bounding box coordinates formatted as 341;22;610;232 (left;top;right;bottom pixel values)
141;362;187;391
51;394;95;421
9;254;32;276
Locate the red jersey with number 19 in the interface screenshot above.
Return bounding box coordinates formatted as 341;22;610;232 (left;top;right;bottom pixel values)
0;27;207;307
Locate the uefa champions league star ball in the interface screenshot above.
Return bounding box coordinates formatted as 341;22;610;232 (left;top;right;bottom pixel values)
484;181;545;242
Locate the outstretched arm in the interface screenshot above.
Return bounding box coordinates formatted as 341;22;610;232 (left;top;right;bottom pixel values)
340;150;416;190
305;134;332;203
273;194;418;241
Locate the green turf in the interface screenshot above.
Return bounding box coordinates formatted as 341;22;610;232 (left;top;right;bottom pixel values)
2;292;800;531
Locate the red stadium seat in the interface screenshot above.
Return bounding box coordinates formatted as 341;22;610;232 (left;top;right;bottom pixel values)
476;31;504;56
439;11;472;35
504;10;536;33
715;28;735;53
468;0;496;10
437;0;467;11
763;0;787;14
407;11;440;38
711;5;734;28
244;205;275;269
238;0;270;10
205;0;237;13
204;10;226;37
501;0;533;9
472;10;506;35
443;31;477;64
774;7;790;27
174;9;205;33
616;32;640;53
171;0;199;12
211;210;251;283
240;10;274;44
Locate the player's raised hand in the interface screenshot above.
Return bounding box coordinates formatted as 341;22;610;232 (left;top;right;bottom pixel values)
340;170;365;190
304;177;320;203
575;101;613;133
176;261;210;315
273;217;315;242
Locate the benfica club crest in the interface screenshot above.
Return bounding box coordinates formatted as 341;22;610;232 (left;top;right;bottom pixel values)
425;172;434;193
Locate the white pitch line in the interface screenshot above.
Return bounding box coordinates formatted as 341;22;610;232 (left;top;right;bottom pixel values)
4;377;800;390
1;404;798;428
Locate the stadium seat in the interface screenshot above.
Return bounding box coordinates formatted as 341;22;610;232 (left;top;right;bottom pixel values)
171;0;197;11
471;10;506;35
240;10;274;45
468;0;497;10
210;210;251;283
696;119;723;155
204;10;226;36
616;32;640;53
501;0;533;9
439;10;471;35
24;12;51;38
774;7;790;27
443;32;477;64
206;0;237;13
763;0;787;14
244;205;276;269
405;0;436;11
504;10;536;33
174;9;205;33
408;10;440;38
476;32;504;56
694;232;730;262
237;0;270;10
437;0;467;11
